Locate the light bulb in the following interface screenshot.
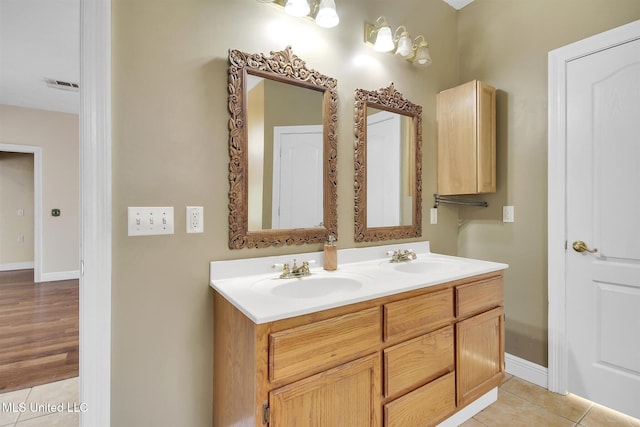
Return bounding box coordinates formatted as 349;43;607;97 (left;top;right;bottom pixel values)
395;32;413;57
374;26;394;52
315;0;339;28
284;0;310;17
414;45;432;66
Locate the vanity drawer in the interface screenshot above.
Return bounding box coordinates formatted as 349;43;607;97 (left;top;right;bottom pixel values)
269;307;381;383
384;371;455;427
384;325;454;398
384;288;453;342
456;275;504;319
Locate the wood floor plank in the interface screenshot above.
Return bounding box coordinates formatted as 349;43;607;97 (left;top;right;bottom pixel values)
0;270;79;392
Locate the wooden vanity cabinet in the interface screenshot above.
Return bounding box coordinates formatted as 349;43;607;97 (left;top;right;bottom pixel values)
213;295;384;427
436;80;496;195
455;275;505;407
213;271;504;427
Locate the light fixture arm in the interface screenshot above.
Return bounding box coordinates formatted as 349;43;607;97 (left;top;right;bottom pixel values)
363;17;432;67
413;35;427;48
393;25;408;41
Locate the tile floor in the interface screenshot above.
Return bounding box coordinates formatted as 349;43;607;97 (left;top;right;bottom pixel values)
462;374;640;427
1;375;639;426
0;377;78;427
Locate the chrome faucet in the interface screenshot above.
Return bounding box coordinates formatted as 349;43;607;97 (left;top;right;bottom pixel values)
386;249;417;263
273;259;314;279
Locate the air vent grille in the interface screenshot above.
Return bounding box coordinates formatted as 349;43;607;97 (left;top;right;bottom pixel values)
44;78;79;92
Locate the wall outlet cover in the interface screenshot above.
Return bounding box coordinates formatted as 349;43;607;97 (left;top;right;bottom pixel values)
186;206;204;233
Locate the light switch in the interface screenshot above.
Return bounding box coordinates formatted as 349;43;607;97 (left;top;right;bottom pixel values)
128;207;174;236
430;208;438;225
503;206;515;223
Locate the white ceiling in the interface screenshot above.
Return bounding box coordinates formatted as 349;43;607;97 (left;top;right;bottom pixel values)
0;0;79;114
0;0;470;116
442;0;475;10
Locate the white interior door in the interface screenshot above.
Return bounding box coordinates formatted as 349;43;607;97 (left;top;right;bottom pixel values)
565;36;640;418
272;125;323;229
367;111;401;227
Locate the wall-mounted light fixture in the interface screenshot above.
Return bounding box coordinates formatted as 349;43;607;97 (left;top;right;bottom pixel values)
364;16;432;66
258;0;340;28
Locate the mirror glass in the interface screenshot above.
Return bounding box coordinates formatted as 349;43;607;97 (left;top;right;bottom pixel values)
228;47;338;249
245;74;324;230
365;107;415;228
354;83;422;242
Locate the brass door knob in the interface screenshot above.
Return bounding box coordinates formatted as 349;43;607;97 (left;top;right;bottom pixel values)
572;241;598;254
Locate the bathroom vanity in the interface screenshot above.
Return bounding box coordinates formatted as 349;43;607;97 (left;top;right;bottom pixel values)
210;242;507;427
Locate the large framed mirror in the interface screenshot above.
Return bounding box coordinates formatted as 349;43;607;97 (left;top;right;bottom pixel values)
228;46;338;249
354;83;422;242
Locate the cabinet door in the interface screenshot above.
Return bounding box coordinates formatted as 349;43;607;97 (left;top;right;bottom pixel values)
456;307;504;407
436;80;496;195
269;353;380;427
437;80;478;195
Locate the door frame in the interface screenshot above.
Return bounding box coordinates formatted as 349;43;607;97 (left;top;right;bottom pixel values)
0;144;42;282
547;19;640;394
79;1;111;425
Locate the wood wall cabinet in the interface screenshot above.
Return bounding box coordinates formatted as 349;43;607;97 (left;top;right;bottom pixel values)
213;271;504;427
437;80;496;195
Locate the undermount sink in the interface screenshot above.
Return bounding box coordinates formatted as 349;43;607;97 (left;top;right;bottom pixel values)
251;274;366;299
381;258;463;275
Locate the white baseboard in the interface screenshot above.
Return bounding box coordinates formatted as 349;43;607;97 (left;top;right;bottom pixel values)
41;270;80;282
505;352;548;389
437;388;497;427
0;262;35;271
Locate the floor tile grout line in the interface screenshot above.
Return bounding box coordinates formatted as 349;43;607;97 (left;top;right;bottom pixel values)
14;387;33;424
499;384;593;425
576;406;593;426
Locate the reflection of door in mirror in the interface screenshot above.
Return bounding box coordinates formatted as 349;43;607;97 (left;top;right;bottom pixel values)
272;125;323;229
367;109;414;227
245;74;323;231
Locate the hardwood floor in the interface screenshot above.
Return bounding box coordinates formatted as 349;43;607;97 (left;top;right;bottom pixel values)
0;269;78;392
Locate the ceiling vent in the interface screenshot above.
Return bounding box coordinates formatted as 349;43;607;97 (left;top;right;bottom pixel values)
44;78;79;92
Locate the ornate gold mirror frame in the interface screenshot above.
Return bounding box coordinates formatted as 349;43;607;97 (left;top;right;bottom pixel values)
228;46;338;249
354;83;422;242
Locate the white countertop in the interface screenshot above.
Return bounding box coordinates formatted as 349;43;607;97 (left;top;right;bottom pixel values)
210;241;508;324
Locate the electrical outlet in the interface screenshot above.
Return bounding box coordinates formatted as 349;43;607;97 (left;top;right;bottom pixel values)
127;207;174;236
186;206;204;233
430;208;438;225
503;206;515;223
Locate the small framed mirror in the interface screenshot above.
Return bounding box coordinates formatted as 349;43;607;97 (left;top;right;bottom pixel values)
354;83;422;242
228;46;338;249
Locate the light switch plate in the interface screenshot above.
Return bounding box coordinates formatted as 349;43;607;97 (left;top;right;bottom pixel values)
128;207;174;236
430;208;438;225
503;206;515;223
